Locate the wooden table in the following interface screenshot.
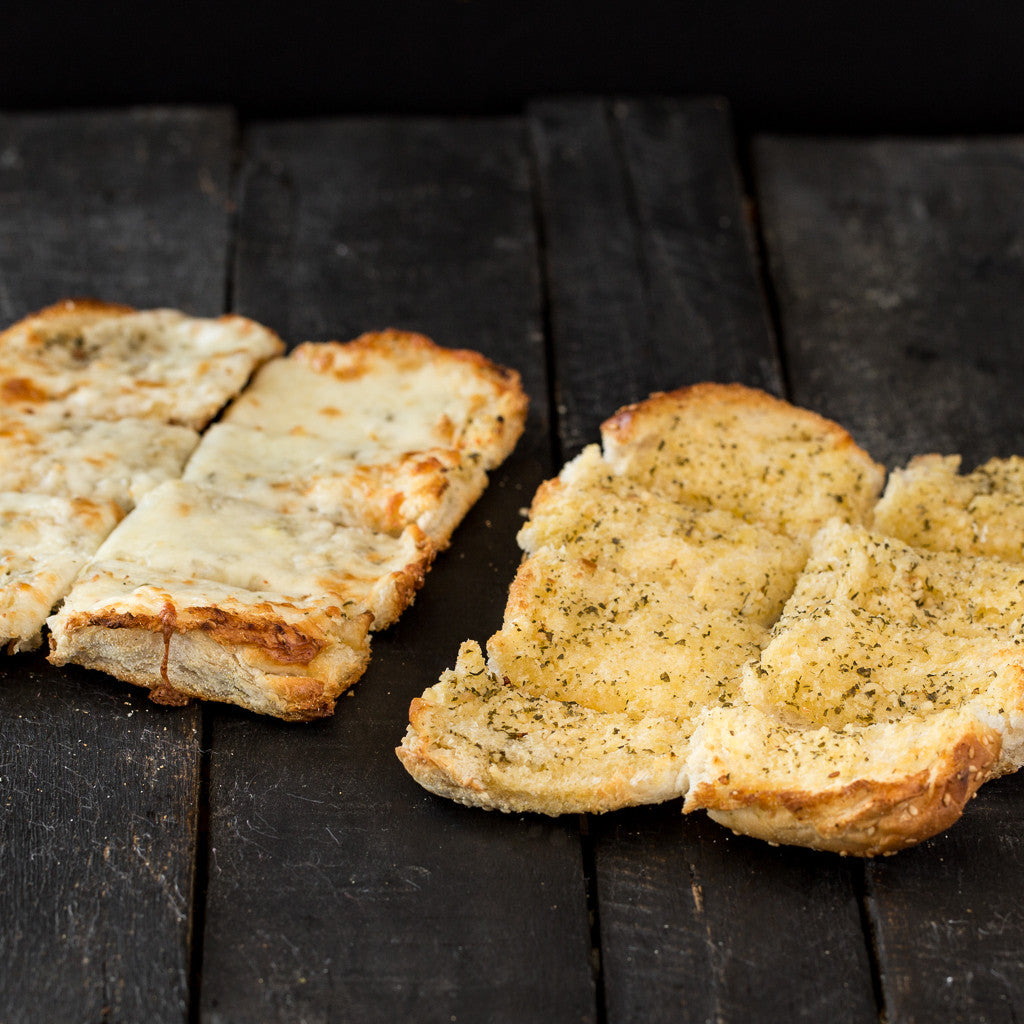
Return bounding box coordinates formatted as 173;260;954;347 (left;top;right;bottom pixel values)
2;100;1023;1023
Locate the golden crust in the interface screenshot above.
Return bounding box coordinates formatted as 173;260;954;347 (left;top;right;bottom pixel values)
399;381;1024;855
49;571;374;721
693;728;1000;856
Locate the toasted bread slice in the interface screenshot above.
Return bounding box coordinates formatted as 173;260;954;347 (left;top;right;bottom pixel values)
400;384;887;818
0;494;122;652
742;520;1024;735
218;330;527;546
0;299;283;428
873;453;1024;561
46;475;434;717
600;382;884;542
686;519;1024;853
398;640;691;813
685;704;1002;856
47;479;433;717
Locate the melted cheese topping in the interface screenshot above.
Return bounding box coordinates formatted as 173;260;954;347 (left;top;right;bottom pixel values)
223;332;525;467
183;421;486;541
0;303;283;428
0;412;198;509
91;480;432;627
0;493;121;649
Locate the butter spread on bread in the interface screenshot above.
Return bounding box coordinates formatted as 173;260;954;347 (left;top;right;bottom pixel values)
399;382;1024;855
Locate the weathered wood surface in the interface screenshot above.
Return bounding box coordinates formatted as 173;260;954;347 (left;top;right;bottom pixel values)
1;104;1023;1024
200;117;595;1024
531;97;878;1024
0;108;234;1024
757;132;1024;1024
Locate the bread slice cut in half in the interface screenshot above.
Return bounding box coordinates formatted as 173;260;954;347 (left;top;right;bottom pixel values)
873;452;1024;562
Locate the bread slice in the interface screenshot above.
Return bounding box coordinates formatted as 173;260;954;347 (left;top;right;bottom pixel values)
402;640;690;814
0;299;284;429
0;410;199;511
399;383;887;817
686;519;1024;854
599;382;883;542
217;330;528;546
685;703;1001;856
48;559;372;721
46;478;433;718
58;479;434;631
0;493;122;652
0;298;278;657
873;453;1024;561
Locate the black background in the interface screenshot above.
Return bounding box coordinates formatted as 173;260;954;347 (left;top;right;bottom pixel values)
5;1;1024;134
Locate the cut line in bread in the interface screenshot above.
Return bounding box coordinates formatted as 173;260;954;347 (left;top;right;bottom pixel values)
0;300;283;647
400;382;1024;854
0;494;123;652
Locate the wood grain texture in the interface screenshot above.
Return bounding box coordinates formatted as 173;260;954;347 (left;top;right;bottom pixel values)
757;133;1024;1024
754;135;1024;469
531;97;877;1024
529;97;783;459
0;107;236;317
868;775;1024;1024
0;107;233;1023
201;116;595;1024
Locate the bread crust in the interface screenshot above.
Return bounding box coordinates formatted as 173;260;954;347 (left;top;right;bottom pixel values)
49;573;373;721
399;382;1024;855
692;728;999;856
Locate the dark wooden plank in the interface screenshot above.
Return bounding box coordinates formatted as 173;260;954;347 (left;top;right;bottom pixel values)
528;98;651;457
756;134;1024;1024
0;107;236;1023
529;97;782;458
529;97;879;1024
755;135;1024;470
201;116;596;1024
